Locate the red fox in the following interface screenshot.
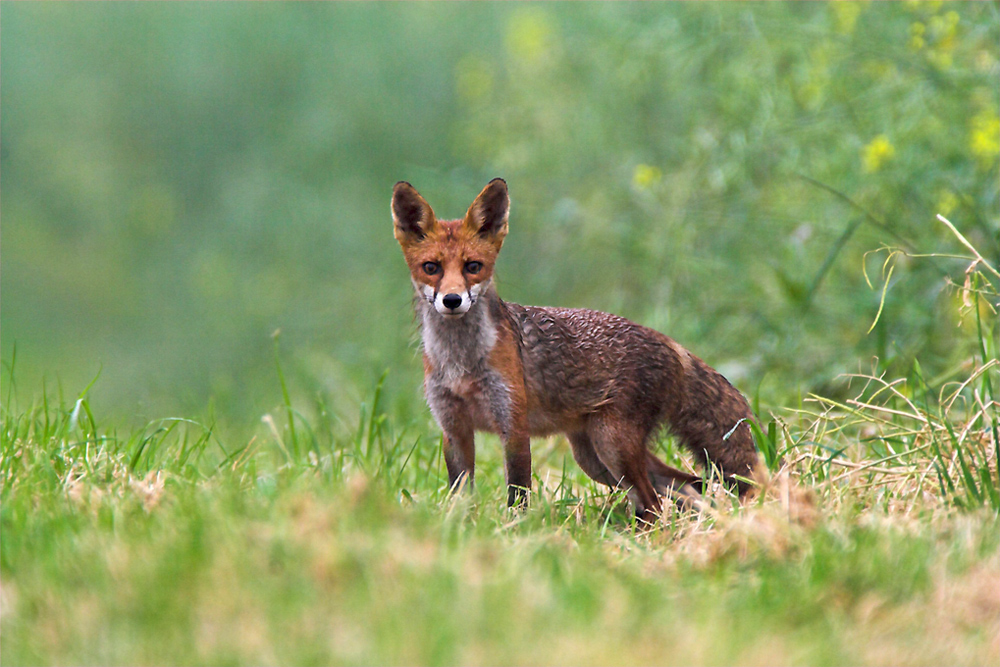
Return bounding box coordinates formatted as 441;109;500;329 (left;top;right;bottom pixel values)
393;178;762;523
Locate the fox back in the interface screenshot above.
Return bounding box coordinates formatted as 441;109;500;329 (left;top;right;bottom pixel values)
393;178;761;522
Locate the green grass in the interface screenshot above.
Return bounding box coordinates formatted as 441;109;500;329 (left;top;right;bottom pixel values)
2;390;997;666
3;246;998;666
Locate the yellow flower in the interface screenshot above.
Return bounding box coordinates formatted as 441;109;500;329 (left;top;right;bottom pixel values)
969;111;1000;170
632;164;662;190
831;2;862;35
505;9;553;65
862;135;896;173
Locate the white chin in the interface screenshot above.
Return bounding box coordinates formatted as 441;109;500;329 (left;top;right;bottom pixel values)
437;309;467;318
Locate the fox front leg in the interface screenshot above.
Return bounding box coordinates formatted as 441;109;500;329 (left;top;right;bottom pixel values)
426;385;476;493
503;433;532;508
482;372;531;508
442;430;475;493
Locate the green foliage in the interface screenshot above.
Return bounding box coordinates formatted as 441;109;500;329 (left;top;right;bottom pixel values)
750;417;782;472
2;2;997;427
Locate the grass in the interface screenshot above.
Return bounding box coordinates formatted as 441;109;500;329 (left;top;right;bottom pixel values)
2;406;998;666
2;393;997;666
2;239;998;666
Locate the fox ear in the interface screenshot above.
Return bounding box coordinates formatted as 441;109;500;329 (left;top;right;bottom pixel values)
392;181;436;244
465;178;509;244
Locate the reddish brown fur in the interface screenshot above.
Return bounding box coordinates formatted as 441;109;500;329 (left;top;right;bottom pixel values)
394;179;762;523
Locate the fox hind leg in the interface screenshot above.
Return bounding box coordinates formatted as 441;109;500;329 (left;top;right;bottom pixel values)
570;428;709;518
585;415;663;525
567;431;621;488
645;451;705;510
569;431;662;523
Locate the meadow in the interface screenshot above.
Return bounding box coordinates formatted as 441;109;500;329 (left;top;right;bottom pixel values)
2;2;999;665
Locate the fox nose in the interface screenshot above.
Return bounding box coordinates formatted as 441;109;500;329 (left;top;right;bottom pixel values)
442;293;463;310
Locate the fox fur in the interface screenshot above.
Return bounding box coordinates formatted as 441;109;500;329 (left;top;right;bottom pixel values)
393;178;761;522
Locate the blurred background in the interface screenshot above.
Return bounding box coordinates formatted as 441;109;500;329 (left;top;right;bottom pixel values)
2;2;997;438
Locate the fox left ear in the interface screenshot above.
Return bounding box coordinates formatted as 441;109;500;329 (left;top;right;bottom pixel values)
392;181;436;245
465;178;509;244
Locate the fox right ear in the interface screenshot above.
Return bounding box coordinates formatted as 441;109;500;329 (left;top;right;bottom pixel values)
465;178;509;244
392;181;435;244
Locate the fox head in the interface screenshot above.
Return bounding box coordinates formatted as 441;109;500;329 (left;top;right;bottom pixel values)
392;178;509;318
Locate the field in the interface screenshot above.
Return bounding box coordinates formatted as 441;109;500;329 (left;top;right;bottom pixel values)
2;2;999;665
4;225;999;665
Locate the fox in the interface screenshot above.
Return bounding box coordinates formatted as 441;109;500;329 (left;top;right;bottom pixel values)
392;178;762;523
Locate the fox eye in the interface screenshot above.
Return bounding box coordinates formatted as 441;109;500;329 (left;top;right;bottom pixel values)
465;261;483;275
422;262;440;276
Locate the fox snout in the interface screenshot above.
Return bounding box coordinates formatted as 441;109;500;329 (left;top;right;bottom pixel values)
431;281;489;317
415;281;482;318
435;290;471;317
441;292;465;314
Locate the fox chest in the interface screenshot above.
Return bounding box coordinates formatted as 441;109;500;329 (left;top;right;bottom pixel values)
419;302;519;434
424;368;512;435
